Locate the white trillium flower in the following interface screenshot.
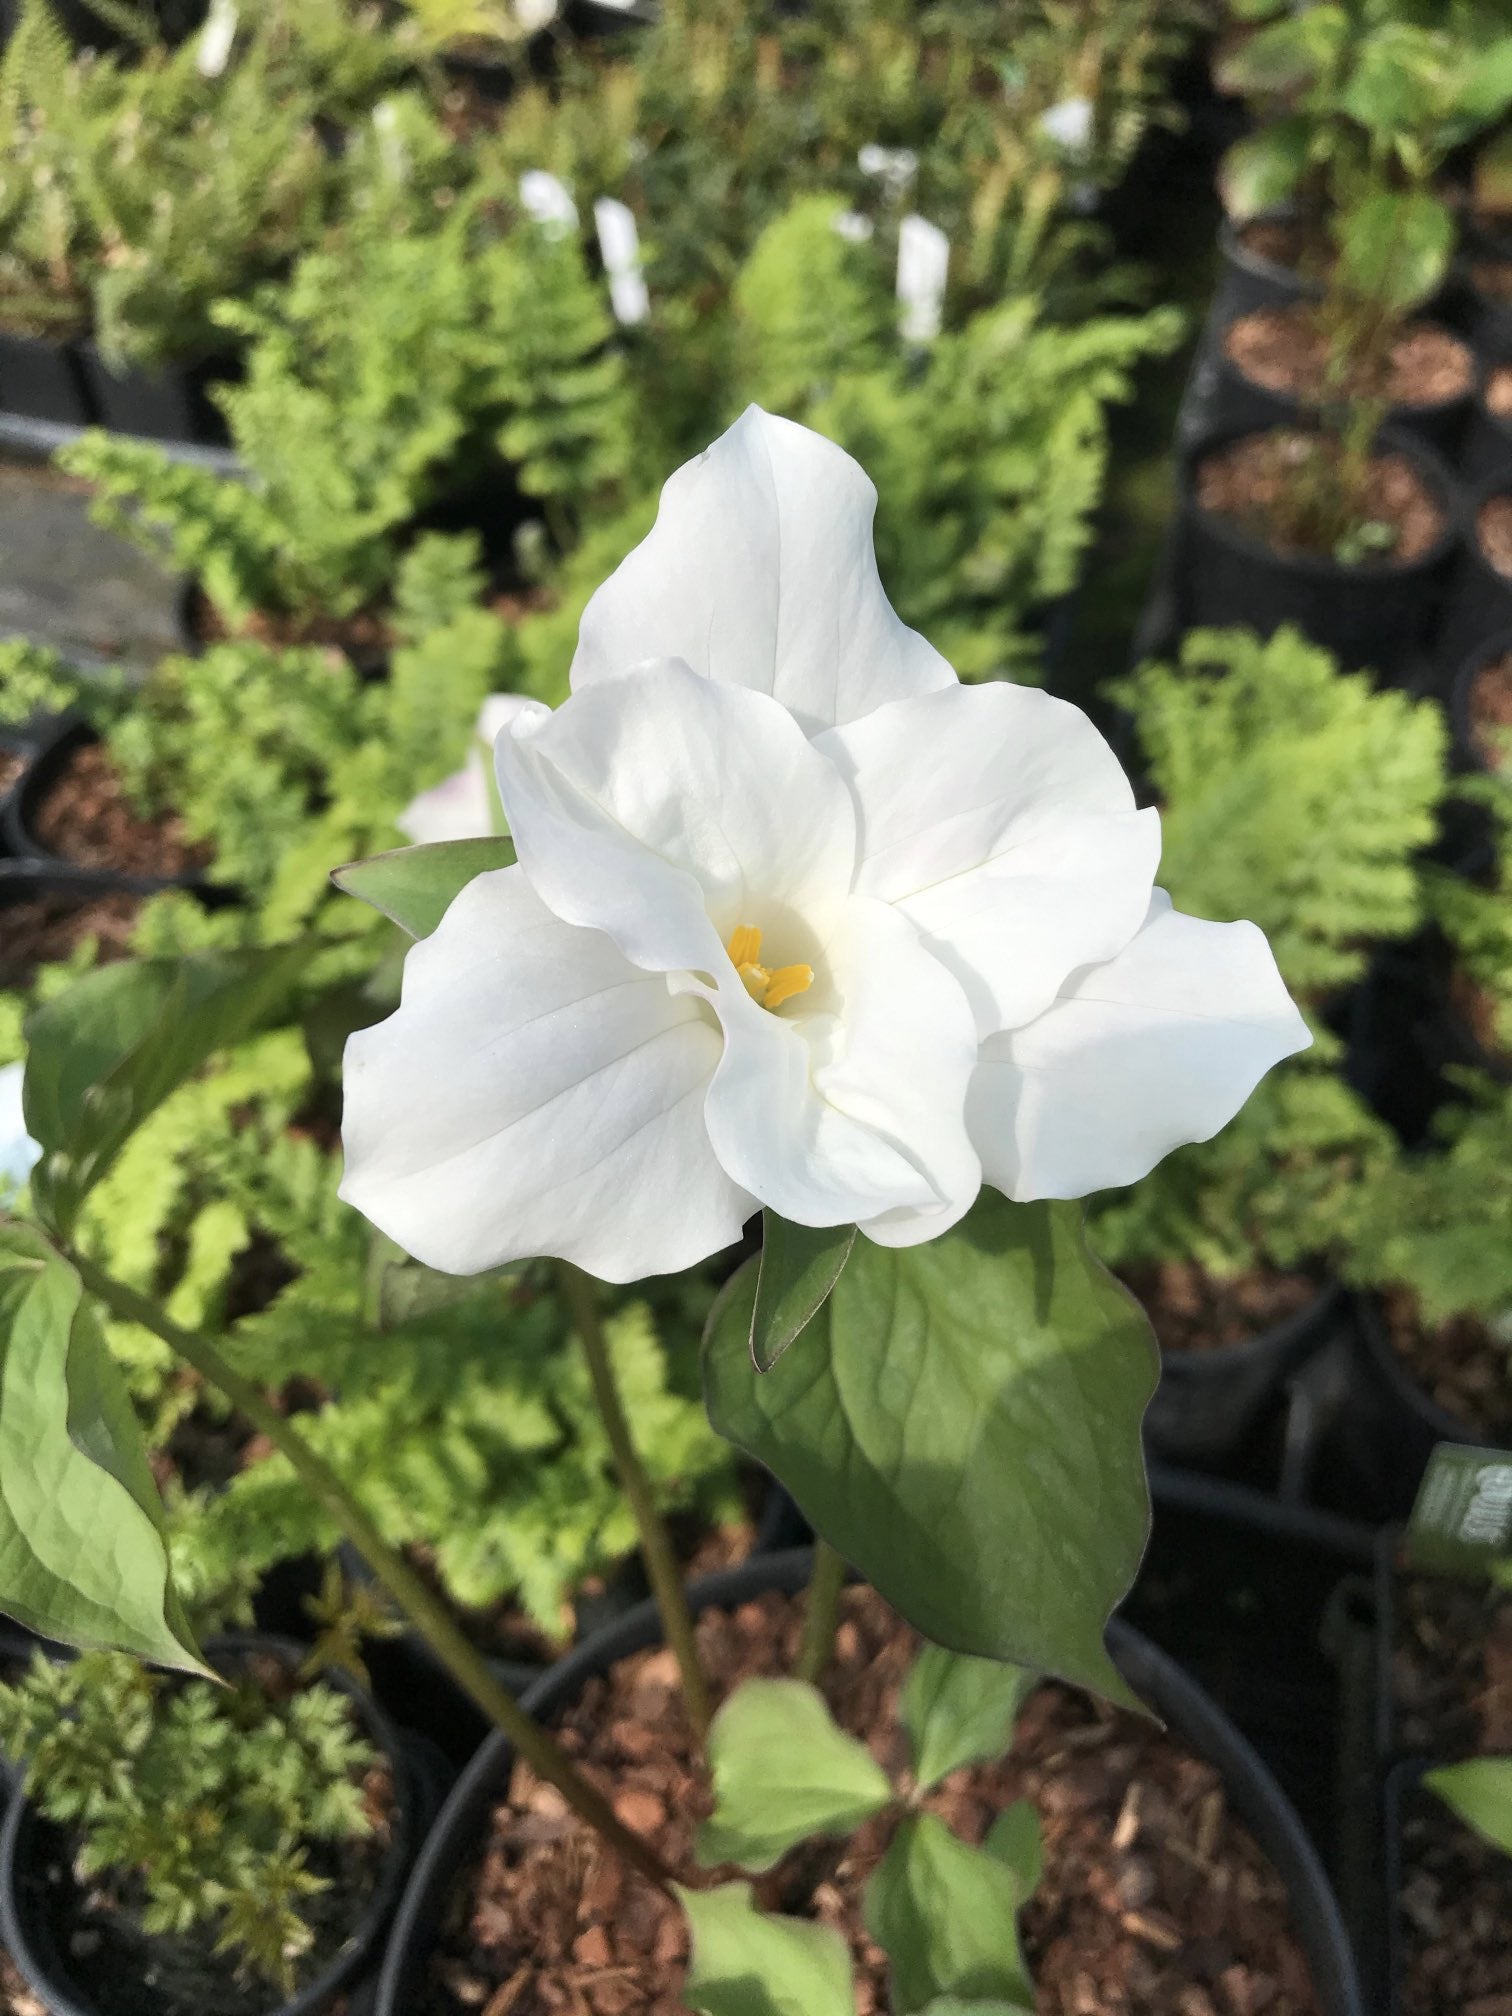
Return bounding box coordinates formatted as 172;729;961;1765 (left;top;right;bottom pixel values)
341;409;1309;1284
397;695;532;845
0;1062;40;1194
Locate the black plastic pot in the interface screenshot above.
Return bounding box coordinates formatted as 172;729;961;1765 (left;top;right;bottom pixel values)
1206;311;1478;463
75;344;232;448
1347;928;1511;1148
1449;624;1512;783
1142;1282;1344;1473
1438;469;1512;674
1459;378;1512;488
0;330;91;428
1458;256;1512;362
375;1548;1365;2016
1175;423;1458;681
1335;1294;1492;1523
1210;213;1318;329
0;1634;420;2016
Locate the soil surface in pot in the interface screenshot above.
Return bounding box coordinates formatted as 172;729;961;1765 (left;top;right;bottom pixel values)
1471;259;1512;304
424;1588;1323;2016
1383;1290;1512;1443
1390;1571;1512;1760
0;889;143;988
26;1649;397;2016
193;589;395;673
1222;308;1473;409
1470;649;1512;770
0;751;25;799
1120;1261;1316;1356
1488;365;1512;421
1195;430;1445;564
29;741;206;879
1478;494;1512;580
0;1948;43;2015
1396;1779;1512;2016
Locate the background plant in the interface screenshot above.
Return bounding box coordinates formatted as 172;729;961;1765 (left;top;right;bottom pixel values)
0;1646;377;1994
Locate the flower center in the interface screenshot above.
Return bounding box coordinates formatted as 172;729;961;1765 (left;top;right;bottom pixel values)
725;924;813;1012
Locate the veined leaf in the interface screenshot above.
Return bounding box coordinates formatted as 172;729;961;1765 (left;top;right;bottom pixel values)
679;1882;854;2016
750;1213;855;1372
864;1814;1034;2015
901;1644;1037;1791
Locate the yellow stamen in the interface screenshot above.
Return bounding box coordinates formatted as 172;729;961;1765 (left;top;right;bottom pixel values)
762;964;814;1011
725;924;814;1012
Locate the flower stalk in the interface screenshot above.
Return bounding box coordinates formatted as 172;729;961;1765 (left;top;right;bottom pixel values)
66;1248;679;1896
796;1539;847;1685
557;1261;713;1743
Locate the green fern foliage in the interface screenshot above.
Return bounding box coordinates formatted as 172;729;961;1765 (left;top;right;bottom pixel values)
1112;627;1447;999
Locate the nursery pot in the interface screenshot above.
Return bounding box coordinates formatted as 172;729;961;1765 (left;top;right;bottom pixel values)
1337;1294;1491;1522
1458;255;1512;363
75;344;231;448
1449;623;1512;786
1175;422;1458;682
1437;469;1512;674
1210;213;1319;329
0;329;91;429
1347;931;1511;1148
375;1550;1365;2016
1382;1756;1512;2016
1203;311;1479;463
0;1635;419;2016
1142;1281;1344;1473
1459;368;1512;488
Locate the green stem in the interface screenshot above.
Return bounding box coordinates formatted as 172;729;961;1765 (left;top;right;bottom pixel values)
796;1540;846;1686
69;1249;678;1897
557;1262;713;1744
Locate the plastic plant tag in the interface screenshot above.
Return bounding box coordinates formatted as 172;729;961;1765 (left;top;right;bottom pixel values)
594;198;650;325
521;171;580;240
196;0;238;77
859;145;919;198
896;217;949;344
1405;1443;1512;1577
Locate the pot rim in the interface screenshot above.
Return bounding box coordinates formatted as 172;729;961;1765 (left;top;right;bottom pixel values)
1217;211;1322;300
1461;466;1512;585
0;1631;418;2016
1214;308;1480;423
376;1548;1364;2016
1351;1289;1496;1454
1180;421;1460;582
1448;624;1512;781
1143;1273;1344;1379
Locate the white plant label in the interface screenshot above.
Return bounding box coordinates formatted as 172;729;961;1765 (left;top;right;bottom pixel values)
896;215;949;344
520;170;581;239
196;0;238;78
595;198;651;326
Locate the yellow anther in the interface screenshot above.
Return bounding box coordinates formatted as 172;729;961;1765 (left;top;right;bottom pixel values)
725;924;814;1012
727;924;762;968
762;964;814;1011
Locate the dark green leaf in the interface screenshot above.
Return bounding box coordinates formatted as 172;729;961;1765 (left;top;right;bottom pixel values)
0;1222;206;1673
1424;1758;1512;1855
1213;9;1346;98
24;944;316;1236
864;1814;1034;2015
983;1802;1043;1899
695;1678;893;1871
679;1882;854;2016
330;837;517;938
917;2002;1034;2016
704;1198;1156;1707
1332;188;1454;316
900;1645;1037;1791
1217;121;1311;222
751;1213;855;1372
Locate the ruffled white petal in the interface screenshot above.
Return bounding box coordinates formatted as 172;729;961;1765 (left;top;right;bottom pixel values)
570;407;956;735
496;661;855;974
339;866;754;1282
701;895;979;1229
818;683;1159;1036
967;891;1312;1201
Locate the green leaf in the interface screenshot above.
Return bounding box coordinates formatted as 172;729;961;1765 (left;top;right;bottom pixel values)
24;945;316;1236
1217;120;1311;222
695;1678;893;1872
983;1802;1043;1899
330;838;517;938
1332;188;1454;316
0;1222;206;1673
1424;1758;1512;1856
1213;9;1347;98
864;1814;1034;2015
704;1197;1156;1706
901;1645;1037;1791
918;2002;1034;2016
679;1881;854;2016
751;1213;856;1373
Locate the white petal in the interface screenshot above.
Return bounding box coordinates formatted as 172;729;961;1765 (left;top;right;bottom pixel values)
968;892;1312;1201
818;684;1160;1035
339;867;753;1282
702;895;979;1229
496;661;855;974
570;407;956;735
0;1061;40;1190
